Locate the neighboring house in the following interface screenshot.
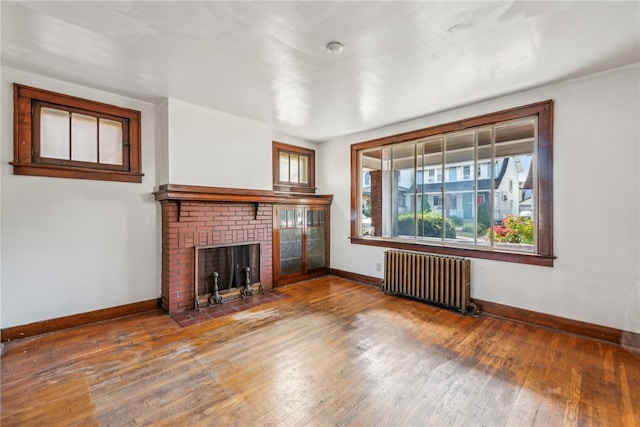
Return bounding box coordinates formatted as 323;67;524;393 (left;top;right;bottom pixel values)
403;157;523;223
519;165;534;217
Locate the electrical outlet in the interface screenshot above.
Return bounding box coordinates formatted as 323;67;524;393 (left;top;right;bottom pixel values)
376;262;382;271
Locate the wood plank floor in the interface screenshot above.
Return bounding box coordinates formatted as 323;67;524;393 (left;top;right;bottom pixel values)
2;276;638;426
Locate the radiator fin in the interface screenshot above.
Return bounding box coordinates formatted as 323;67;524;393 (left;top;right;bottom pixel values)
383;250;473;314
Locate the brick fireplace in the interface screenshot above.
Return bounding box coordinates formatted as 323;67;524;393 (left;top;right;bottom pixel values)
158;200;273;313
154;184;332;314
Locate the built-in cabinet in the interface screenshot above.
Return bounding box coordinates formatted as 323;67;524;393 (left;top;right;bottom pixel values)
273;205;330;285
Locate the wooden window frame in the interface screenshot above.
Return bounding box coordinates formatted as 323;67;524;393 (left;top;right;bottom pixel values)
350;100;554;267
272;141;316;194
12;84;143;183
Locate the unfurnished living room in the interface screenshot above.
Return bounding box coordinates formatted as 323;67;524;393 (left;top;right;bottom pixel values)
1;1;639;426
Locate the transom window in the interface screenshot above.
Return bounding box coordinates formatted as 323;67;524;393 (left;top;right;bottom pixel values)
351;101;553;266
36;103;126;168
272;141;316;194
12;84;143;183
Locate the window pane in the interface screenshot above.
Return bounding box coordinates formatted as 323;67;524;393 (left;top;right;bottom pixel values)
296;208;303;228
299;155;309;184
361;149;381;236
307;214;326;270
491;120;536;252
418;138;443;242
290;154;299;183
279;228;302;274
444;132;475;245
279;152;289;183
476;128;493;247
385;143;415;239
286;209;295;229
40;107;70;159
279;210;287;228
71;113;97;162
99;119;123;165
381;148;393;236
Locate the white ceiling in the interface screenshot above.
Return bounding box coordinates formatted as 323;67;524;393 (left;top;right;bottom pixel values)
2;1;639;142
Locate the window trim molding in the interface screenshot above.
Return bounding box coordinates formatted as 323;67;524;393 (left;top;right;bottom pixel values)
12;84;143;183
350;100;554;267
272;141;316;194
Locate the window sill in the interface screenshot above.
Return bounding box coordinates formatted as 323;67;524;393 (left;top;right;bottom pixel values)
350;236;554;267
273;184;316;194
11;163;144;183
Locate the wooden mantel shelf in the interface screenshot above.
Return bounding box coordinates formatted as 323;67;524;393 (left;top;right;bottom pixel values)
154;184;333;206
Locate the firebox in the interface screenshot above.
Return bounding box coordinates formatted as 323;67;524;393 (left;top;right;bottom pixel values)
194;242;261;308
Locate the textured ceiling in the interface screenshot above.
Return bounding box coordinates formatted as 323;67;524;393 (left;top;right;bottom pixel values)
2;1;639;142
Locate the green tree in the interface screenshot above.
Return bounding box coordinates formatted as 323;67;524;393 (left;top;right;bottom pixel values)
477;200;490;231
362;199;371;218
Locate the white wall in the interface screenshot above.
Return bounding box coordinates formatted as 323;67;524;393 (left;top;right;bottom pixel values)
318;64;640;333
2;63;637;336
166;99;272;190
1;68;160;328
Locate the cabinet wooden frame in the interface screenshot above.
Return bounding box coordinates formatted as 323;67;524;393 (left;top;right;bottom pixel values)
12;84;143;183
273;204;330;286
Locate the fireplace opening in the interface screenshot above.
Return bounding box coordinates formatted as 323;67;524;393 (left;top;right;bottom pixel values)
195;242;261;308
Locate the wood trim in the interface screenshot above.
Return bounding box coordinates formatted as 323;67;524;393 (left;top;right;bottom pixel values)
1;299;161;342
351;100;554;151
12;83;143;183
273;205;331;286
275;270;330;286
329;269;383;288
331;269;636;346
473;298;639;346
350;237;554;267
154;183;333;205
11;163;144;183
349;100;554;266
272;141;316;193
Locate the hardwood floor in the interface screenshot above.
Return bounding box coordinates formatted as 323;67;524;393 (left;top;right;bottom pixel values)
2;276;638;426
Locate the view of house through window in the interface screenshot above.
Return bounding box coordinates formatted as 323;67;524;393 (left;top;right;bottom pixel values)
354;100;553;265
360;119;535;250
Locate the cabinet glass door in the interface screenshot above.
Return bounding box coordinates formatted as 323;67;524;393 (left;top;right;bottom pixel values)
279;207;303;275
306;209;326;270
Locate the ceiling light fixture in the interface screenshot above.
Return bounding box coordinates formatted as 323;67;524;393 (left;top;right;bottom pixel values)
326;41;344;54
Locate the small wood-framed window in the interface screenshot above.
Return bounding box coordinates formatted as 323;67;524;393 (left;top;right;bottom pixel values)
272;141;316;194
12;84;143;183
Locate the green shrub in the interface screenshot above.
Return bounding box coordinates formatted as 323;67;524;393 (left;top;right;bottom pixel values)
397;211;456;238
448;215;464;226
461;223;475;234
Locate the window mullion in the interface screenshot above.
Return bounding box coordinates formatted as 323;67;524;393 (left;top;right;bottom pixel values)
68;111;72;161
473;131;478;245
96;118;101;164
413;143;418;240
440;138;445;244
489;127;496;248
